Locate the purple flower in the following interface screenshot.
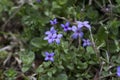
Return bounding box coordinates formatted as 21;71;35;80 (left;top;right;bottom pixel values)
44;33;63;44
36;0;41;2
61;22;71;32
45;27;56;35
44;26;63;44
117;66;120;77
71;25;84;39
44;34;54;44
53;33;63;44
105;8;109;11
45;52;54;62
76;21;91;29
82;39;91;47
50;18;58;25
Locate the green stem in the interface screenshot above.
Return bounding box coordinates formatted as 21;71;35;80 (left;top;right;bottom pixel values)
89;28;102;78
99;73;116;79
89;28;99;57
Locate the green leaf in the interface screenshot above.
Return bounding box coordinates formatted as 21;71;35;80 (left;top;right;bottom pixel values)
114;40;120;52
86;46;95;54
116;0;120;4
108;40;118;53
36;65;44;73
43;62;51;68
52;1;61;9
38;75;54;80
47;71;52;77
96;26;107;43
0;50;8;59
57;0;68;5
4;68;17;79
86;7;99;20
30;37;43;48
116;56;120;64
55;73;68;80
67;63;74;70
61;41;69;54
21;65;31;73
30;37;47;48
20;51;35;72
58;65;64;69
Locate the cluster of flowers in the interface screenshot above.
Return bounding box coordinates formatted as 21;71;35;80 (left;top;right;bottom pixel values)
44;18;91;62
43;19;61;62
71;21;91;47
43;19;120;77
44;19;63;44
36;1;119;77
61;20;91;47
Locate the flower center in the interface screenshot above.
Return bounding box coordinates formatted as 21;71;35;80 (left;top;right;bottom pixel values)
76;29;80;33
48;55;51;58
65;26;68;29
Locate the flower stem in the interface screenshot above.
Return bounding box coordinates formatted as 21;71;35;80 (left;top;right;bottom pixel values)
89;28;100;57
